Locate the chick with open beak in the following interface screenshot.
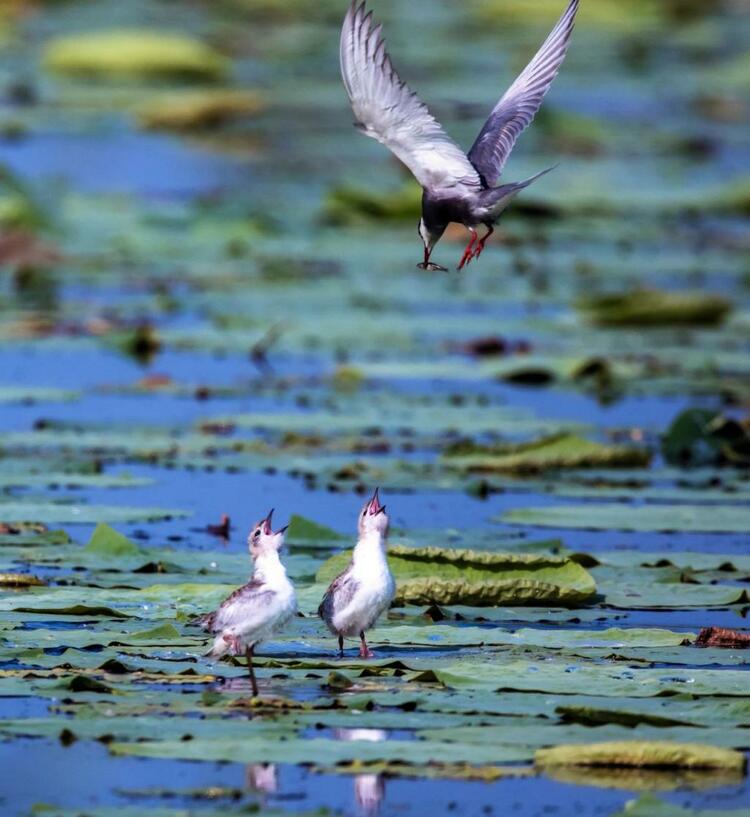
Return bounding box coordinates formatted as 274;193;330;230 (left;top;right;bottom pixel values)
319;488;395;658
200;508;296;696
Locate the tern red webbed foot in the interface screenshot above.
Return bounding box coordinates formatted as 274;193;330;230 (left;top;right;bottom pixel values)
457;229;478;271
471;226;495;262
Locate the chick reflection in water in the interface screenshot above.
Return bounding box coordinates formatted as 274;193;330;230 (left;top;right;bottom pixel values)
245;763;278;797
334;728;386;816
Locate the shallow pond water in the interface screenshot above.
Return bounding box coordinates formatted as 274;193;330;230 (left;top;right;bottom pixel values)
0;0;749;815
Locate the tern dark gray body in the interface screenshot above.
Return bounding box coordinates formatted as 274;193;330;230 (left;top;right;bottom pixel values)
340;0;579;270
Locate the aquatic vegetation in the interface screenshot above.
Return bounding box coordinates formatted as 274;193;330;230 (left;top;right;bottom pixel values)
444;433;651;473
662;408;750;467
324;183;421;224
0;0;748;813
136;90;266;132
578;290;731;328
535;741;746;771
44;31;227;81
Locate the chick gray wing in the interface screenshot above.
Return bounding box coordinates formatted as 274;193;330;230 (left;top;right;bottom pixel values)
318;565;359;627
340;1;481;193
468;0;579;188
202;579;273;633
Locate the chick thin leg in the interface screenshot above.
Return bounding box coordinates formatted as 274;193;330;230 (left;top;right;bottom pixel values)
245;645;259;697
338;634;344;659
359;631;374;659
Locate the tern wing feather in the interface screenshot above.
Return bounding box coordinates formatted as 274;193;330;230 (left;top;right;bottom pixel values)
468;0;579;187
203;579;273;633
341;1;481;192
318;565;359;626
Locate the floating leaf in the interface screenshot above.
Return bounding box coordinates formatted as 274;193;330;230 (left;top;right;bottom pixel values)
535;741;746;770
0;502;190;525
503;504;750;533
136;90;265;131
85;523;142;557
286;514;345;544
0;572;45;587
578;290;731;327
317;545;596;606
662;408;750;467
44;31;227;80
446;433;650;473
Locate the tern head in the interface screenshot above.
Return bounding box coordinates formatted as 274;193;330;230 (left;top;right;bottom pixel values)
418;218;445;255
248;509;288;559
417;219;448;271
357;487;389;538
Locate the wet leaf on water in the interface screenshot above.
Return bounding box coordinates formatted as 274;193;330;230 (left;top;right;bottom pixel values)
286;514;345;544
544;768;748;795
318;544;596;606
578;290;731;328
136;90;266;132
0;502;190;525
535;741;746;771
503;503;750;533
662;408;750;468
43;31;227;81
0;386;79;404
0;572;46;587
85;523;142;558
445;433;650;473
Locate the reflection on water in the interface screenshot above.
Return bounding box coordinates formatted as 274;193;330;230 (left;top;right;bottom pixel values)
355;774;385;816
335;728;387;816
246;762;278;795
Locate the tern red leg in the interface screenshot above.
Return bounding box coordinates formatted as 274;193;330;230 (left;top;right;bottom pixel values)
245;645;259;697
457;228;478;270
471;226;495;260
359;631;374;659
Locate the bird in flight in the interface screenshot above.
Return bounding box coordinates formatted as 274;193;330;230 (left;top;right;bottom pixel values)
340;0;579;271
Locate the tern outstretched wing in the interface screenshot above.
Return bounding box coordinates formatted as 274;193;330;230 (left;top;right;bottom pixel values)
468;0;579;188
340;1;481;192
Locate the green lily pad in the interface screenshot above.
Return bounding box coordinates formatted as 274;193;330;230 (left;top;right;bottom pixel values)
578;290;731;328
317;545;596;606
136;89;265;131
0;502;190;525
44;31;227;81
535;740;746;771
84;523;142;557
445;433;650;473
503;503;750;533
609;794;750;816
286;514;345;543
